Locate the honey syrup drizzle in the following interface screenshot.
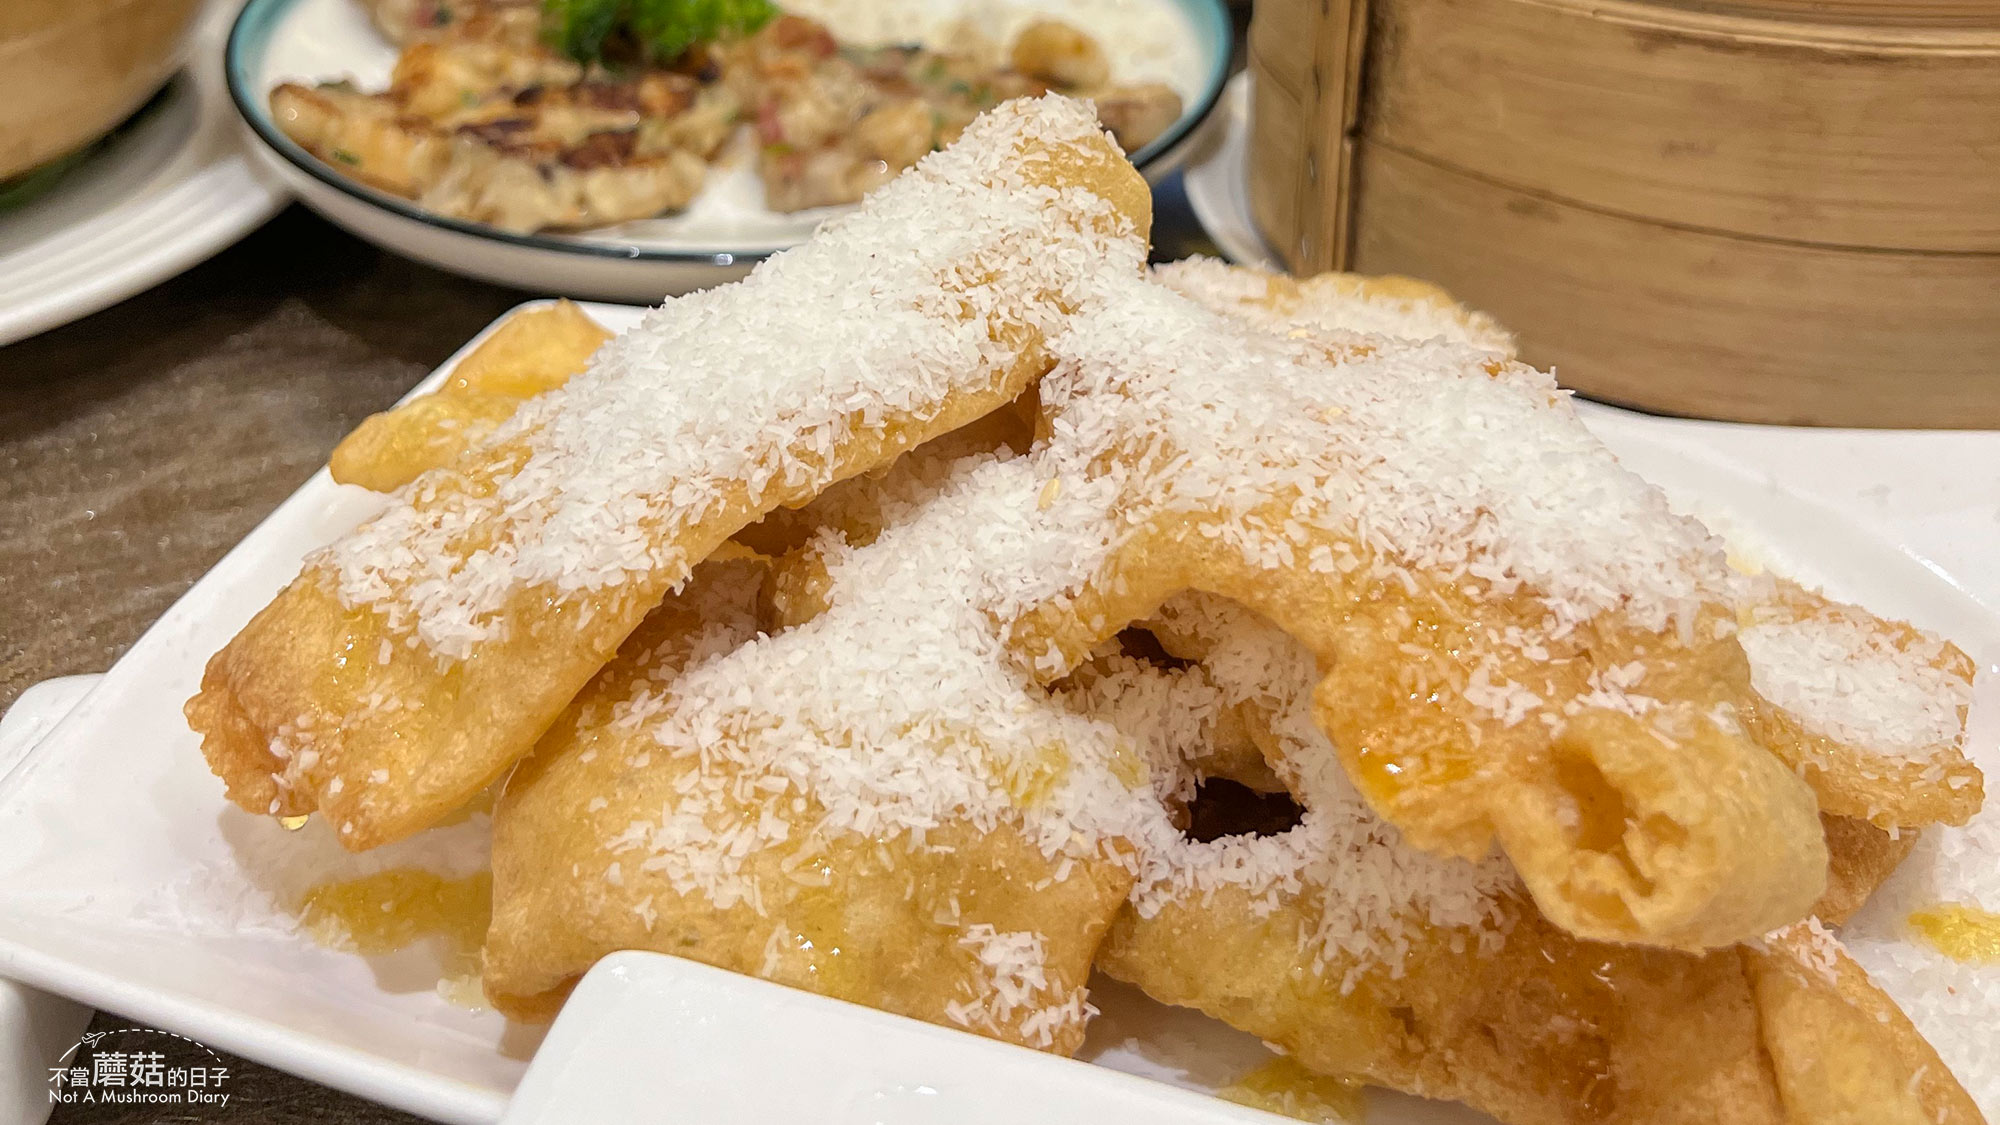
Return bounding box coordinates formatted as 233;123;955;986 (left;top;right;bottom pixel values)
1217;1057;1366;1123
298;868;493;1007
1908;904;2000;963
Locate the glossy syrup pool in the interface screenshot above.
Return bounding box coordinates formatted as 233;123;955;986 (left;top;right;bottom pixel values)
1907;904;2000;963
1216;1057;1366;1123
298;867;494;1008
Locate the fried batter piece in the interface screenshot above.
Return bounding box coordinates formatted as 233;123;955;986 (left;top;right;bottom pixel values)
330;301;612;492
1152;256;1516;355
1009;283;1825;951
1134;591;1923;926
1105;893;1980;1125
1078;613;1979;1125
484;552;1133;1052
1738;579;1984;829
188;97;1152;850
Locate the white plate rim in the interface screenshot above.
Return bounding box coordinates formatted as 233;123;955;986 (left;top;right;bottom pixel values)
0;301;1996;1121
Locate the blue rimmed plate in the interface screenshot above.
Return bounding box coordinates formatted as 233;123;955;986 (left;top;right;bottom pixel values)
225;0;1230;300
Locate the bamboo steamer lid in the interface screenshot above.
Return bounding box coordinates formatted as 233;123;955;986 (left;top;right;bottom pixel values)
1249;0;2000;427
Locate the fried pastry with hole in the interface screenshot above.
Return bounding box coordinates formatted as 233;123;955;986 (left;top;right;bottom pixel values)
1009;281;1825;950
1077;616;1980;1125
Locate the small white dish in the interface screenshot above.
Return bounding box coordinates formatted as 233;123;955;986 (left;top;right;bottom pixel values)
0;0;289;348
0;677;101;1125
227;0;1233;302
1180;73;1278;271
0;302;1994;1122
502;952;1299;1125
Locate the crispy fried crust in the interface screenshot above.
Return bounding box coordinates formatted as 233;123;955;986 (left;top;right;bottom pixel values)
1015;506;1826;951
188;105;1151;850
1746;924;1985;1125
329;301;611;492
485;559;1131;1049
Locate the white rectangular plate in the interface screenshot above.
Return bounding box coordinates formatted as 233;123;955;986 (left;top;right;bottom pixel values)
1;301;1997;1123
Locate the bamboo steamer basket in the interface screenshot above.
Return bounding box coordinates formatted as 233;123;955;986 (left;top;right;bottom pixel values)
0;0;205;180
1248;0;2000;427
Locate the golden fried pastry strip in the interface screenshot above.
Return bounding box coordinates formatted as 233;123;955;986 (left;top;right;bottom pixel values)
1151;257;1516;355
1738;579;1983;829
330;301;612;492
1105;890;1981;1125
1007;279;1827;950
482;551;1133;1050
1746;922;1984;1125
188;96;1152;850
485;450;1158;1050
1084;618;1975;1123
1152;261;1985;835
1140;591;1927;927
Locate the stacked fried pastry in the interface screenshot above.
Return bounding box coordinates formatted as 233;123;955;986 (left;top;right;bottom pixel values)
189;95;1991;1123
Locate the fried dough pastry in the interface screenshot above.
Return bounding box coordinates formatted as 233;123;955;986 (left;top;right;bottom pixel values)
1078;614;1980;1125
1737;579;1983;829
483;549;1132;1048
1151;256;1516;355
483;450;1162;1050
188;96;1152;850
330;301;612;492
1009;281;1824;950
1106;892;1980;1125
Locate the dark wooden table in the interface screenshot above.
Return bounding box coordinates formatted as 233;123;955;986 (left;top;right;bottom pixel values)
3;177;1219;1123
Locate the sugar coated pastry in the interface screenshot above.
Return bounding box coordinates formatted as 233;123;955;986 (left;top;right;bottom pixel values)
1085;603;1980;1124
187;101;1994;1119
1009;278;1826;950
187;95;1151;849
1151;255;1516;356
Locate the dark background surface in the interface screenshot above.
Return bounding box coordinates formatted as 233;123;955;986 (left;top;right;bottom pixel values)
4;167;1220;1123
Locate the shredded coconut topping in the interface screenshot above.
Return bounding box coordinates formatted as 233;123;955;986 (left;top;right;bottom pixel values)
943;924;1088;1048
1077;593;1513;983
1153;256;1515;355
316;96;1143;658
1740;616;1970;760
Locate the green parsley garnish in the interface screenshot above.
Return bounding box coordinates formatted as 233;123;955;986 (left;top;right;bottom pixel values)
542;0;776;63
330;148;362;165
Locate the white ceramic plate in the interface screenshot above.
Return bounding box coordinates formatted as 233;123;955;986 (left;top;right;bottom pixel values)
226;0;1232;302
0;0;289;348
0;302;1996;1122
1180;72;1277;271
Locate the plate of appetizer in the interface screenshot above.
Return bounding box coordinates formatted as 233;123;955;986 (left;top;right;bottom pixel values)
225;0;1230;299
0;99;1995;1125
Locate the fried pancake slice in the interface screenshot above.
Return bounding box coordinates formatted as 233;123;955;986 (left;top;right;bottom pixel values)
1154;258;1984;839
483;449;1165;1049
1138;589;1942;925
1738;579;1983;829
1105;892;1980;1125
188;96;1152;850
1151;256;1516;355
1081;614;1979;1125
482;551;1132;1049
330;301;612;493
1011;282;1824;950
1746;922;1987;1125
